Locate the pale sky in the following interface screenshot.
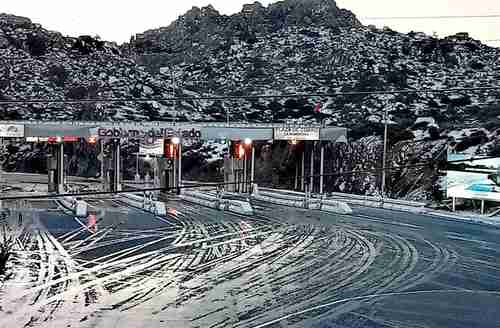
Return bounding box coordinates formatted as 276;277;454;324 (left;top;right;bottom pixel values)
1;0;499;46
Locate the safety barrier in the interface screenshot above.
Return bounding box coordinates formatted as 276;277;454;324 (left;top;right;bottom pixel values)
256;187;426;210
181;190;254;215
252;185;352;214
327;192;426;211
59;196;88;217
320;198;353;214
120;192;167;216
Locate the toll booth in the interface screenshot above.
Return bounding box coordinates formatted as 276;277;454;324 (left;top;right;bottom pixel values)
161;158;176;191
224;157;245;192
160;138;182;197
47;141;64;193
224;140;252;193
103;139;122;192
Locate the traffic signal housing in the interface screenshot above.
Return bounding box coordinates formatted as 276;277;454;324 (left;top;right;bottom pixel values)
164;138;178;159
289;139;304;153
230;140;246;159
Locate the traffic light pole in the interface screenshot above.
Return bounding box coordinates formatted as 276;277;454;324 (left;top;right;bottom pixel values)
301;150;305;192
251;145;255;192
295;161;299;190
310;142;315;193
320;144;325;195
113;141;121;192
178;143;182;189
57;142;65;194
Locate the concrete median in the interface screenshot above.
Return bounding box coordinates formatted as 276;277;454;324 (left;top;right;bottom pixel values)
181;190;254;215
59;196;88;218
120;192;167;216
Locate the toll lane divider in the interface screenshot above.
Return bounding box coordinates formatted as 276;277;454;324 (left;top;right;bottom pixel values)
252;185;352;215
120;192;167;216
180;190;254;215
58;196;88;217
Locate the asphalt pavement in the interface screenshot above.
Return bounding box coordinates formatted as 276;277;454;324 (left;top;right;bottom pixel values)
1;197;499;328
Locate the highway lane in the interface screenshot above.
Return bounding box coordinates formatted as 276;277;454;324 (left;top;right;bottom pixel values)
0;198;499;327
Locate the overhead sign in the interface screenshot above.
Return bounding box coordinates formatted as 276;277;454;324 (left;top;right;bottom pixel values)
0;124;24;138
26;136;79;143
274;127;320;141
201;127;273;141
139;139;164;155
97;127;201;143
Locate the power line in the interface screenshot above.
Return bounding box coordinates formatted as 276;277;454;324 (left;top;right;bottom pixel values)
363;15;500;20
1;86;500;105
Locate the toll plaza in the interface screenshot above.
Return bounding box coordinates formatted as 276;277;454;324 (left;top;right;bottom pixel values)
0;121;347;196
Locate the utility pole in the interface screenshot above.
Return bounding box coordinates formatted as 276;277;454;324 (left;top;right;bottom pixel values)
171;68;176;125
381;106;389;199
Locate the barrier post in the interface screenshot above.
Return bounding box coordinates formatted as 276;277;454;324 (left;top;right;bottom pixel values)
310;142;314;193
320;144;324;195
301;150;305;191
251;145;255;192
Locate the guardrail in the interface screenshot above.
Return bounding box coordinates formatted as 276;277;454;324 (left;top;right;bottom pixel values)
329;191;425;206
256;187;427;213
253;185;352;214
326;191;427;210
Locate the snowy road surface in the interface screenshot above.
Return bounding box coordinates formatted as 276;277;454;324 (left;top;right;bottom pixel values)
1;199;500;327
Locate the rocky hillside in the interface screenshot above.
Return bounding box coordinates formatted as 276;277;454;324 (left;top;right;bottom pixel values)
1;0;500;200
0;13;183;122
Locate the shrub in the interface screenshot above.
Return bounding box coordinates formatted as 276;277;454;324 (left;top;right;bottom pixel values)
66;86;88;100
47;64;68;87
26;34;47;56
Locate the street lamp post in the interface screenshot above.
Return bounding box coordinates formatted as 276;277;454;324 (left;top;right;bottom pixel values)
244;138;252;193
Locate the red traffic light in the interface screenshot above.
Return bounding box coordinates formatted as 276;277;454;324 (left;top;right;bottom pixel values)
230;141;246;159
164;139;177;159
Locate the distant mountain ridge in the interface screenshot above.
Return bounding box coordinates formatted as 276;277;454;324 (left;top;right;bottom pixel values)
131;0;359;54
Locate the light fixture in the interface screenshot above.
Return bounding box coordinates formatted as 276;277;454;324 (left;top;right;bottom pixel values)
244;138;252;146
172;137;181;145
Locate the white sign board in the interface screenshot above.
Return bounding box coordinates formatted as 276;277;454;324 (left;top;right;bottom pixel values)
139;139;164;155
274;127;320;141
446;152;500;202
0;124;24;138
